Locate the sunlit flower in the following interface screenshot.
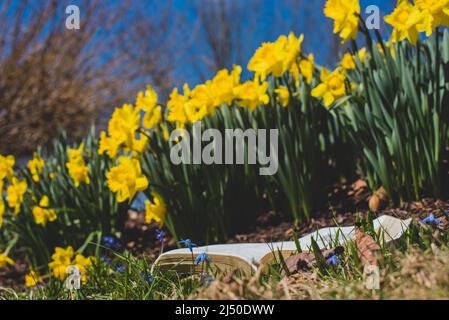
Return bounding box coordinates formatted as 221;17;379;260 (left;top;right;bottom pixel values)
145;192;167;227
326;254;340;266
6;177;27;215
74;254;96;283
66;144;90;187
48;246;74;280
233;80;270;111
421;213;442;225
415;0;449;36
167;84;190;125
156;229;166;243
0;154;15;181
27;153;45;183
32;195;57;226
195;252;211;265
299;53;315;85
99;131;122;159
0;253;14;268
25;270;41;287
102;236;122;250
341;52;356;70
0;180;4;227
384;0;422;45
274;86;290;107
324;0;360;43
248;32;304;80
311;68;348;107
178;239;198;253
136;85;158;113
106;156;149;203
211;65;242;107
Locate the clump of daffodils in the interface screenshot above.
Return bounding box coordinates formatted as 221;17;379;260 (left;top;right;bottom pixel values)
48;246;95;283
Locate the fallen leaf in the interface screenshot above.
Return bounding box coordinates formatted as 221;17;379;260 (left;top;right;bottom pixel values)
368;186;388;212
355;226;381;266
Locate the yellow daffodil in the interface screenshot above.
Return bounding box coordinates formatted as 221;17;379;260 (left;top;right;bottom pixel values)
74;254;96;283
0;253;14;268
136;85;158;112
145;192;167;227
48;246;74;280
109;104;141;148
248;32;304;80
233;80;270;111
99;131;122;159
66;144;90;187
27;153;45;182
0;154;15;181
167;84;190;125
6;177;27;215
324;0;360;43
211;65;242;106
106;156;149;203
311;68;348;108
299;53;315;85
385;0;422;45
0;180;4;227
123;134;148;158
341;52;356;70
274;86;290;107
25;270;41;287
143;106;162;130
32;195;57;226
415;0;449;36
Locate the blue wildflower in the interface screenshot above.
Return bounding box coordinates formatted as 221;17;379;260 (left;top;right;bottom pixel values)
421;213;442;225
156;229;165;243
195;252;210;265
103;236;121;250
140;272;153;284
326;254;339;266
178;239;198;253
115;263;125;273
100;256;112;265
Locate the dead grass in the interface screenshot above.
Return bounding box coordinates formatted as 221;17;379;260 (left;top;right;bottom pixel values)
193;246;449;300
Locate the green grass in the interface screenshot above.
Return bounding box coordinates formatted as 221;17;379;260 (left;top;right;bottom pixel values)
1;213;447;300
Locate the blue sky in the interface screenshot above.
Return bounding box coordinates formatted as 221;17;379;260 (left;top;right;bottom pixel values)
166;0;396;86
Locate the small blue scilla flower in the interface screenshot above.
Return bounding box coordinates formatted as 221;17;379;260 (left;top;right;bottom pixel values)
115;263;125;273
103;236;121;250
156;229;165;243
100;256;112;265
326;255;339;266
195;252;210;265
140;272;153;284
421;213;442;225
178;239;198;252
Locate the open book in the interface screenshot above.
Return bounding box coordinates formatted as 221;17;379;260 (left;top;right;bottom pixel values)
153;215;412;274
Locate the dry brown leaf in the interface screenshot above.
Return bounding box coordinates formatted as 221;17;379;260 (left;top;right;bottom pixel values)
368;187;388;212
355;226;381;266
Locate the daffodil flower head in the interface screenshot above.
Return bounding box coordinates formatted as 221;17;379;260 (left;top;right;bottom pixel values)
106;156;149;203
324;0;360;43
